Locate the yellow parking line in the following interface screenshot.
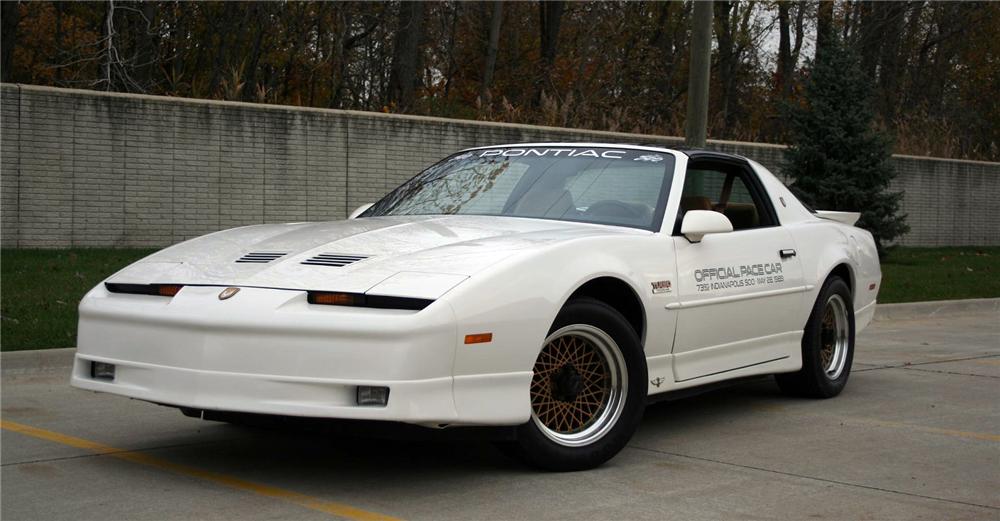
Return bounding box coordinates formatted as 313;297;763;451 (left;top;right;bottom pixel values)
1;420;401;521
860;418;1000;443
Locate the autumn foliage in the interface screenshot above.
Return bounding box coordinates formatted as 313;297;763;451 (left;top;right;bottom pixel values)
2;1;997;161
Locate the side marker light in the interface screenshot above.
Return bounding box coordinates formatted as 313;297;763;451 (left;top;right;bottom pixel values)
464;333;493;345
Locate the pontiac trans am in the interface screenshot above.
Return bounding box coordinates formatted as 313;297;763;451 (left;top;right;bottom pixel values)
72;144;881;470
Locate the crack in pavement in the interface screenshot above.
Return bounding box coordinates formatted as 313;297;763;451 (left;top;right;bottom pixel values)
627;445;999;512
900;366;1000;379
854;353;1000;372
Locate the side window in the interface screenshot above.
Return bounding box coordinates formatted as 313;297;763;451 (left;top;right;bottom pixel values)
678;164;774;231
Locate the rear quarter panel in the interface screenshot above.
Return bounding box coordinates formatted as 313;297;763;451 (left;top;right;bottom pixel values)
786;220;881;332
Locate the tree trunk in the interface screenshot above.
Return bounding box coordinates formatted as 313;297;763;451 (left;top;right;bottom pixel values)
242;5;267;102
792;2;804;63
208;3;236;96
714;1;738;128
54;2;64;84
539;1;564;67
134;1;158;90
0;1;18;83
387;1;426;111
443;2;461;99
281;5;311;103
329;9;349;108
535;0;565;102
479;1;503;103
101;0;114;91
815;0;834;63
777;2;791;98
875;2;907;123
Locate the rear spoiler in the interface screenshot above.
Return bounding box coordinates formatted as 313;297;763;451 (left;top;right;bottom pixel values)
815;211;861;226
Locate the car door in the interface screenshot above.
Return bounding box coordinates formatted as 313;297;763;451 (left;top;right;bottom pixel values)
670;159;807;382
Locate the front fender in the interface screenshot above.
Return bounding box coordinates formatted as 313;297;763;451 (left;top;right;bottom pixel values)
439;233;672;424
441;234;671;378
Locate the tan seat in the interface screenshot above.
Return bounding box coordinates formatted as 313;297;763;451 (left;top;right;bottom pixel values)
723;203;759;230
681;196;713;212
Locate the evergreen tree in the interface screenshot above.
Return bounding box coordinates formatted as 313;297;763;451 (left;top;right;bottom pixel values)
783;32;908;255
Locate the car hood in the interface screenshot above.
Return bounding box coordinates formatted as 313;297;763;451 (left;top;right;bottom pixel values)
108;215;645;298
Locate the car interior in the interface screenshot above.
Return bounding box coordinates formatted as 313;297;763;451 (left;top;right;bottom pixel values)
679;162;773;232
503;162;663;227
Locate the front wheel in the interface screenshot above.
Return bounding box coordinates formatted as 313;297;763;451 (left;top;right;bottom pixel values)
502;297;646;471
776;276;855;398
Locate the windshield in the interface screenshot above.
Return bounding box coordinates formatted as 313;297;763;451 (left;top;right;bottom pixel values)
362;146;675;230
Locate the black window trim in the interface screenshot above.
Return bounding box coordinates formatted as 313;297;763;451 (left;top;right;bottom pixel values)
672;156;781;236
363;146;677;233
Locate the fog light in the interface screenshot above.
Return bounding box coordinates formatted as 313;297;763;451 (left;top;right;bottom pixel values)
356;386;389;407
91;362;116;381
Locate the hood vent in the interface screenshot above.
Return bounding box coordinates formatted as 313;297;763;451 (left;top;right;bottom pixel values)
301;253;369;267
235;252;288;264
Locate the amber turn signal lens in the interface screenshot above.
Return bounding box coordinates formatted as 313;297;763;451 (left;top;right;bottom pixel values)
157;285;183;297
464;333;493;344
310;292;360;306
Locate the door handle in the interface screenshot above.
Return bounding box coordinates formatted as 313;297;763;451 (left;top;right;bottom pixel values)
779;249;797;259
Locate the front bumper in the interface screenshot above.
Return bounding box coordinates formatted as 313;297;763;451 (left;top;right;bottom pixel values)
71;285;530;426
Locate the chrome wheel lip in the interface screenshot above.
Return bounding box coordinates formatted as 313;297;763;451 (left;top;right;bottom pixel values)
530;324;628;448
821;294;850;380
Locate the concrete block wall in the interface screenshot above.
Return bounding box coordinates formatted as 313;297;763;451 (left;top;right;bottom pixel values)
1;83;997;248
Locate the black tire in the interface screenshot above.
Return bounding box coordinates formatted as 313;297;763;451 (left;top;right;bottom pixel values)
776;276;855;398
500;297;647;471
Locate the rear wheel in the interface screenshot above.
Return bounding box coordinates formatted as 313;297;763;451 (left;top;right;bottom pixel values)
776;276;855;398
503;297;646;471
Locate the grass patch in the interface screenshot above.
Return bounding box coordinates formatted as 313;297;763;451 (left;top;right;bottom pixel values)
1;246;997;351
878;247;999;304
2;249;156;351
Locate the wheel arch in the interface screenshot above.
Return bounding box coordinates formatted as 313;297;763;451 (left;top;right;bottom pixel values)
565;276;646;345
826;262;855;297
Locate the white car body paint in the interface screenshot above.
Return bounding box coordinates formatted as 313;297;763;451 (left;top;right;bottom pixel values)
71;143;881;427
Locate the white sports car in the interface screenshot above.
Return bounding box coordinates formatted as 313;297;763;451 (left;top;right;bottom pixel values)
72;143;881;470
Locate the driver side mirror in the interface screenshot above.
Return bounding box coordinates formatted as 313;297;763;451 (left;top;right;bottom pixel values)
348;203;374;220
681;210;733;243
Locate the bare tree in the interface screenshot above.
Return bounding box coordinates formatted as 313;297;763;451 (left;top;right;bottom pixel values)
388;1;426;110
777;1;804;99
535;0;565;102
2;1;21;83
479;1;503;103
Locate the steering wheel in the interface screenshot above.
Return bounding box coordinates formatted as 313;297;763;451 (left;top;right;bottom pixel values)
585;200;643;219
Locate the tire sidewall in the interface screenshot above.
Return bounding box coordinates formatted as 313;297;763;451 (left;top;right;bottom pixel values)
515;297;647;471
803;277;855;397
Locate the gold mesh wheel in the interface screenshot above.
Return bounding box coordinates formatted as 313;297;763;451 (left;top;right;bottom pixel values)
529;324;628;447
819;294;850;380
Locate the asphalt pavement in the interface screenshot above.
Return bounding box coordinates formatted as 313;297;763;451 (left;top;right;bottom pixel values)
2;309;998;520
